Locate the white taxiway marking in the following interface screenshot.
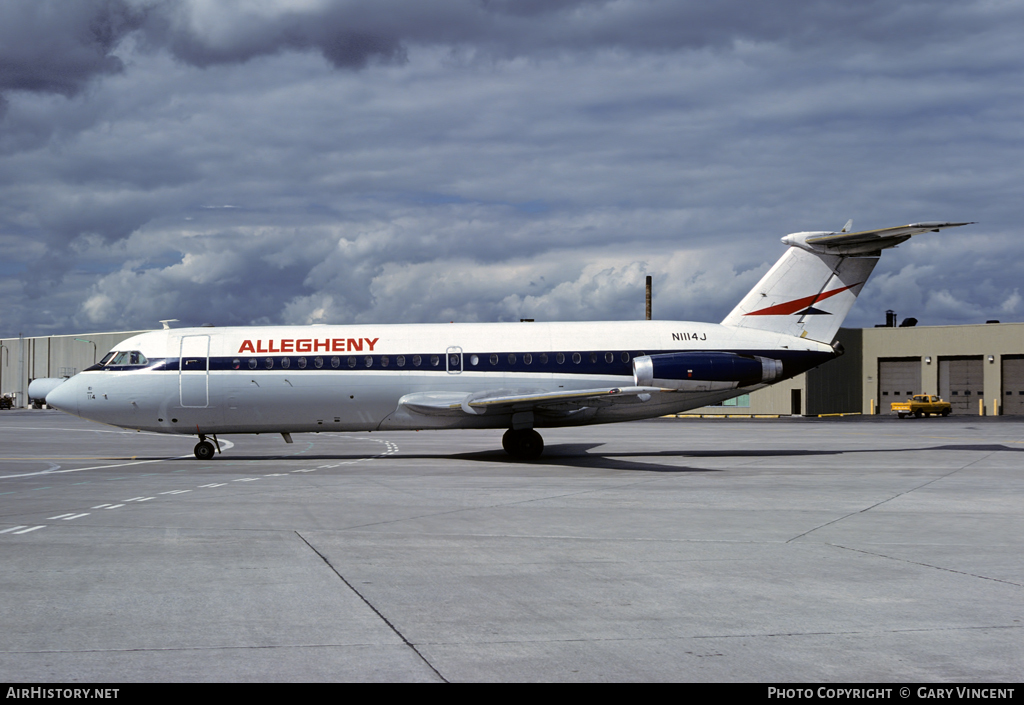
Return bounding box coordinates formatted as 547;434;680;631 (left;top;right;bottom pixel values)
4;438;394;538
0;439;235;480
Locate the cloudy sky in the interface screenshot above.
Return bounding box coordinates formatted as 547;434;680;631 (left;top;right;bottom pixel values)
1;0;1021;338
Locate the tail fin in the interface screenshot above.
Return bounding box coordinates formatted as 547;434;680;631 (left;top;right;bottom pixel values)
721;221;973;343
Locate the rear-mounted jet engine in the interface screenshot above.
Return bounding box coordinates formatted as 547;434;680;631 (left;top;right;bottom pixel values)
632;352;783;391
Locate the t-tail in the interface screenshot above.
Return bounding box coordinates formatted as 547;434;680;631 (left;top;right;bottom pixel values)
721;221;974;343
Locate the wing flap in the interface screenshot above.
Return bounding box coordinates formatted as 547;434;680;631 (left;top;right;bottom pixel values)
397;386;668;418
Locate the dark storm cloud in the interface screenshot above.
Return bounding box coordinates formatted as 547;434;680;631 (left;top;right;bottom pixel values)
0;0;145;98
0;0;1021;337
137;1;1014;67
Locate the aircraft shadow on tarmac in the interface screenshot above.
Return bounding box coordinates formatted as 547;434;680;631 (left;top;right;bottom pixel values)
139;442;1024;474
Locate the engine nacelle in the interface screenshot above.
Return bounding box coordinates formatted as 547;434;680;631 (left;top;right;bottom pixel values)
633;352;783;391
27;377;69;403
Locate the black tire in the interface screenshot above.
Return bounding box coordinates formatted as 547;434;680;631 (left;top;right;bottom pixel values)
897;413;906;419
914;409;923;418
941;409;951;417
194;441;215;460
502;429;544;460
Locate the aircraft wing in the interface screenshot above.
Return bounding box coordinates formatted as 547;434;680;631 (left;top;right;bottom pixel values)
398;386;670;418
802;221;974;253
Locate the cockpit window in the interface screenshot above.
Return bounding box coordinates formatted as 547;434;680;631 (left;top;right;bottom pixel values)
107;350;149;366
98;352;116;366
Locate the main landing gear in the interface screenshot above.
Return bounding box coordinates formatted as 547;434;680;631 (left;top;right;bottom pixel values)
502;428;544;460
194;433;221;460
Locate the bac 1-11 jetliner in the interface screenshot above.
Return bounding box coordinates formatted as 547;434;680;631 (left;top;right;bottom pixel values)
44;221;972;460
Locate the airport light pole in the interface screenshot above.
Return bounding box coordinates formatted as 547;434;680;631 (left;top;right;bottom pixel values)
75;338;97;365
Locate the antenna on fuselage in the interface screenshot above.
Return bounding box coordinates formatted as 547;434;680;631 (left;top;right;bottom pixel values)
159;319;179;330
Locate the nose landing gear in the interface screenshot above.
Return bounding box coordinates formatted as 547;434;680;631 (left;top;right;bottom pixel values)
193;433;221;460
502;428;544;460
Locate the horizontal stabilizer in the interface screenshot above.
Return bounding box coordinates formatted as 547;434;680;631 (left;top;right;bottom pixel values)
783;221;974;256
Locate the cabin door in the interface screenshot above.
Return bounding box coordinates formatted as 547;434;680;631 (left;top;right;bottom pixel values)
179;335;210;408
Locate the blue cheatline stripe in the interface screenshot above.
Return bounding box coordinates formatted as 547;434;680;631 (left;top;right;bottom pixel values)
84;348;833;378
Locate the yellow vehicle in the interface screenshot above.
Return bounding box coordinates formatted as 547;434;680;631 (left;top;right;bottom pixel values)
891;394;952;419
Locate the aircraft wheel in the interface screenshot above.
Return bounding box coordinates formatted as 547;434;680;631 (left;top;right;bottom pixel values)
194;441;216;460
502;428;544;460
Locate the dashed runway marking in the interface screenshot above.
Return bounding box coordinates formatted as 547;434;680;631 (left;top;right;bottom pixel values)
3;436;399;537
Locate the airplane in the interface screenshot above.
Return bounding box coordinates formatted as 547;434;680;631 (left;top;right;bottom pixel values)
43;221;972;460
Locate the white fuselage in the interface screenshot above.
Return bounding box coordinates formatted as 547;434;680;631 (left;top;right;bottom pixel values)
45;320;834;437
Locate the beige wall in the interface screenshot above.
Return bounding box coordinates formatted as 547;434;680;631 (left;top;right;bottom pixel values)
861;322;1023;416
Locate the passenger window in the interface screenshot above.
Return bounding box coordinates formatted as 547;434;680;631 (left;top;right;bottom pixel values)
621;352;630;363
331;356;340;368
381;356;389;368
572;353;582;364
605;352;614;363
397;356;405;367
232;359;241;370
281;357;290;369
347;356;356;368
524;353;532;365
430;355;439;367
490;354;498;365
298;357;307;369
539;353;548;364
314;356;323;368
556;353;565;364
508;353;516;365
470;355;478;366
413;355;422;367
589;353;597;364
265;358;274;369
248;358;257;370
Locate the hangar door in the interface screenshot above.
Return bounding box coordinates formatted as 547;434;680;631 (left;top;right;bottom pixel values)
1002;355;1024;416
878;358;921;413
939;356;983;415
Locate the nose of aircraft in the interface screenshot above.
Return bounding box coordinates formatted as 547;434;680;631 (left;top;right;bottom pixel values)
45;377;80;416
